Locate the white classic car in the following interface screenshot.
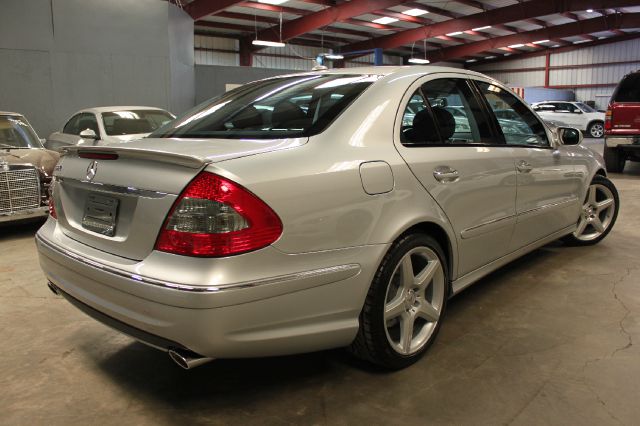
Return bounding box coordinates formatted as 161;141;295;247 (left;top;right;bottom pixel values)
45;106;175;151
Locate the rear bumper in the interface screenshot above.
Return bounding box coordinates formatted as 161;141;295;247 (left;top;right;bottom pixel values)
36;219;386;358
605;136;640;147
0;206;48;223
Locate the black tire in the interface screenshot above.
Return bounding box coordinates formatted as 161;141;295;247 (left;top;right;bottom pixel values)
587;121;604;138
563;175;619;246
603;145;625;173
349;234;449;369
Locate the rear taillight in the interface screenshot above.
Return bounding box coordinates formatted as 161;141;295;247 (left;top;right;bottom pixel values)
605;107;613;132
48;178;57;219
155;172;282;257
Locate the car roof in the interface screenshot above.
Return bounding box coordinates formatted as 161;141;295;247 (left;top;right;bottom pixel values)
275;65;491;80
74;106;169;114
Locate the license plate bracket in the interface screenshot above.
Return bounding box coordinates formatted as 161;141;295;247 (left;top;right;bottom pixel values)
82;194;119;236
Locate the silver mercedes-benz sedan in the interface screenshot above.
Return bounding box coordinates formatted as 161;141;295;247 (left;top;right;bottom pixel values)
37;67;619;370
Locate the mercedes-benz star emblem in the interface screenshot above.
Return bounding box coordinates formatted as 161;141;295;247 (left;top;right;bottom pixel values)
86;161;98;182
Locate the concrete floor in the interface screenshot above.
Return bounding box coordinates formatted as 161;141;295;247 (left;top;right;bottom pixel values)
2;139;639;425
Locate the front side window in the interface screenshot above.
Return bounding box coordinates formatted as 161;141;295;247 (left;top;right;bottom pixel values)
0;115;43;149
151;74;378;140
476;81;549;147
420;78;494;144
575;102;596;113
102;110;174;136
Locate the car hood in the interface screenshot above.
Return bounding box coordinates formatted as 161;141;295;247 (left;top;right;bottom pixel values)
0;148;60;175
103;137;309;163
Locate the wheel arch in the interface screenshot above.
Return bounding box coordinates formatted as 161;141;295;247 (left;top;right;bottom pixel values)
396;221;455;290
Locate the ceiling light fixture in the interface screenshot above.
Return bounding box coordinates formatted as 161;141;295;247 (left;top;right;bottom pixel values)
324;54;344;60
485;56;496;59
466;59;477;62
573;40;590;44
446;31;463;36
252;40;285;47
403;8;429;16
372;16;398;25
408;58;430;64
586;9;594;12
252;10;285;48
533;39;550;44
472;26;491;31
508;43;525;48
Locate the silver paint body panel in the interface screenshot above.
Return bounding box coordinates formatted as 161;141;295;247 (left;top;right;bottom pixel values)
37;66;608;358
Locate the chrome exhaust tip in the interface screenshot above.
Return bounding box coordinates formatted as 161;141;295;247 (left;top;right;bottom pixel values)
168;348;214;370
47;281;59;296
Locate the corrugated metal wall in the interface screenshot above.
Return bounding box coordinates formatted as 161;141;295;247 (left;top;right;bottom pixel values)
470;38;640;109
195;35;401;70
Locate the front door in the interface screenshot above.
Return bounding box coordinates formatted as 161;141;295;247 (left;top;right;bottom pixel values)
474;82;581;249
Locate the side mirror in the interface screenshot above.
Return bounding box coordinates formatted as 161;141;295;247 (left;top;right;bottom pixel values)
558;127;582;145
79;129;98;140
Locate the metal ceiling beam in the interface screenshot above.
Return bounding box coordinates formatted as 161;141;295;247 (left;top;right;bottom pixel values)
184;0;246;20
340;0;639;53
251;0;413;47
428;12;640;62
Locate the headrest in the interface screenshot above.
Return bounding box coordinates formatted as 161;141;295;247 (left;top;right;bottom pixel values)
271;100;307;128
112;118;152;135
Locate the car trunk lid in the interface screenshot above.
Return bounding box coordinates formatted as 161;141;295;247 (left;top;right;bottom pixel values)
53;137;305;260
608;103;640;135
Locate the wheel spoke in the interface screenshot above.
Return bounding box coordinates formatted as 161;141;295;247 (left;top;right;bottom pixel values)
385;297;405;321
401;255;414;290
588;186;597;204
592;217;605;233
415;259;440;291
417;302;440;322
595;198;614;213
575;217;588;236
399;313;415;354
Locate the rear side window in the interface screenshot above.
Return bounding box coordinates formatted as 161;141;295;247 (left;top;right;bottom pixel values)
613;73;640;102
419;78;494;145
63;114;82;135
151;74;379;139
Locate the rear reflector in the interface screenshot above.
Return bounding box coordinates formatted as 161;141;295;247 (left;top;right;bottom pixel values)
78;152;119;160
155;172;282;257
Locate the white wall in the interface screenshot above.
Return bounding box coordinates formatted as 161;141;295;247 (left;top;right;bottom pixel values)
470;38;640;109
195;35;403;70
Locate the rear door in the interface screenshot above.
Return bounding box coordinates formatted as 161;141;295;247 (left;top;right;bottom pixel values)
394;74;517;277
474;81;581;249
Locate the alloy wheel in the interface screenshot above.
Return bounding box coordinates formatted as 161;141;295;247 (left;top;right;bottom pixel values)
590;123;604;138
383;247;445;355
573;183;616;241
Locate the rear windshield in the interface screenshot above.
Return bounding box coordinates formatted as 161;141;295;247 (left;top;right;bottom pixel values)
150;74;378;139
102;110;175;136
613;73;640;102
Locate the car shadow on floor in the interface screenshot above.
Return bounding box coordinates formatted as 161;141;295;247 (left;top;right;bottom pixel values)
0;219;45;240
86;242;564;415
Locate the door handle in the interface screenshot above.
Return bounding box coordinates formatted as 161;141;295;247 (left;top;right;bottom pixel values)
433;165;459;183
516;160;533;173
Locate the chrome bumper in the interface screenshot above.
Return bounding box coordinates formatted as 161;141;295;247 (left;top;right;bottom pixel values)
605;136;640;147
0;206;48;223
